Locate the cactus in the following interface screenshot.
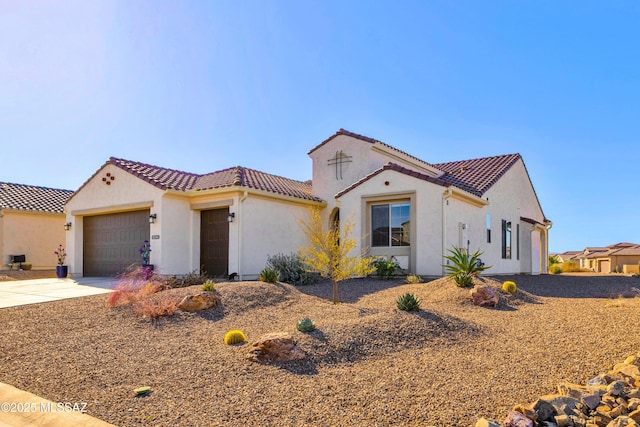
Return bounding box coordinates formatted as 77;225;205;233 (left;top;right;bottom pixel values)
396;293;421;311
201;280;216;292
296;317;316;332
223;329;247;345
502;281;517;294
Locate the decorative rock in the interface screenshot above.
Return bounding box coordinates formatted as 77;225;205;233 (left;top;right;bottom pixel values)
554;414;570;427
583;392;603;410
470;284;500;307
475;417;501;427
247;332;306;363
606;416;639;427
608;381;626;397
503;410;534;427
177;291;219;312
612;364;640;379
629;409;640;423
534;399;557;421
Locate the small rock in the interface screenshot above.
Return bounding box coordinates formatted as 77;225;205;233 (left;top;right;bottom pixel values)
177;291;219;312
503;410;534;427
534;399;557;421
476;417;501;427
470;284;500;307
247;332;306;363
608;381;627;397
606;416;639;427
583;392;604;411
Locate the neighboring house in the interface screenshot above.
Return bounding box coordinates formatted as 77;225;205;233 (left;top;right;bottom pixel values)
577;242;640;273
0;182;74;270
65;129;551;279
555;251;581;263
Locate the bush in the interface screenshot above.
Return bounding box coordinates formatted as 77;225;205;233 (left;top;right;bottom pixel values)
223;330;247;345
406;274;423;284
296;317;316;332
561;260;582;272
201;280;216;292
371;257;401;279
396;293;421;311
443;246;491;287
132;294;178;320
550;264;563;274
106;279;162;308
259;267;279;283
501;280;517;294
266;252;317;286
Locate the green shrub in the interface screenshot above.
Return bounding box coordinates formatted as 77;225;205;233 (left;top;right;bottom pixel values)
406;274;423;284
296;317;316;332
443;246;490;287
259;267;279;283
201;280;216;292
371;257;401;279
223;330;247;345
501;280;517;294
562;260;582;272
266;252;317;286
549;264;563;274
396;293;421;311
548;255;561;265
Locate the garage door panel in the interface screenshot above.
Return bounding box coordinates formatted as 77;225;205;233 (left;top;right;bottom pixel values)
84;210;150;277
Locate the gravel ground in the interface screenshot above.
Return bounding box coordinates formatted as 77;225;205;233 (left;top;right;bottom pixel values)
1;273;640;427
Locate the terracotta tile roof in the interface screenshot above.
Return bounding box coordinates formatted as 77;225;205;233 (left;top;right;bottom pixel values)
0;182;73;213
336;162;450;198
110;157;200;191
108;158;322;202
433;154;521;197
610;245;640;256
309;128;439;171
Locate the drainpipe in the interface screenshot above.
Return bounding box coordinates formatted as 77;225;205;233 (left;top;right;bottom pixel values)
238;191;248;280
545;220;553;273
442;188;453;276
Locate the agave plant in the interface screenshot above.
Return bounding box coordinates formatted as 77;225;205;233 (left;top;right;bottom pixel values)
396;293;421;311
443;246;491;287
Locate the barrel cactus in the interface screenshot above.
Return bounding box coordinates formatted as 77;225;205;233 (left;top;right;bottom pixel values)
396;293;421;311
501;280;517;294
296;317;316;332
223;329;247;345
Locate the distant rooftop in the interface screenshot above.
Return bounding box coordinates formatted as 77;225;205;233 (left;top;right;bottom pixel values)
0;182;74;213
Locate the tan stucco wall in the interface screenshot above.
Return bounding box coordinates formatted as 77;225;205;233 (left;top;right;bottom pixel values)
0;210;67;270
65;164;165;277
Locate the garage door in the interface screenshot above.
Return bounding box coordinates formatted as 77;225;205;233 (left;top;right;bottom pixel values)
599;260;611;273
83;210;150;277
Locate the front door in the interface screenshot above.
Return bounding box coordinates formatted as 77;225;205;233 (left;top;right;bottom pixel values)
200;208;229;277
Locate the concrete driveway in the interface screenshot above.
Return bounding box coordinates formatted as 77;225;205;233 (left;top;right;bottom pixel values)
0;277;114;309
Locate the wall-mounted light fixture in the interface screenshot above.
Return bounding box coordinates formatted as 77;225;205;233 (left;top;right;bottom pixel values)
64;222;72;231
227;212;235;223
149;213;157;224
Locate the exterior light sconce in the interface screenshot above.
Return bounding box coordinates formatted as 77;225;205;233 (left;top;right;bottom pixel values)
149;214;157;224
64;222;72;231
227;212;235;223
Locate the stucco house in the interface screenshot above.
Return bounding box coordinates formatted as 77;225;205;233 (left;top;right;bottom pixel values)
0;182;74;270
577;242;640;273
65;129;551;279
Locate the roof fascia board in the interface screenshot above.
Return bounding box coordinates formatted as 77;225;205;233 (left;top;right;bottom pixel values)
70;201;154;216
370;145;442;177
444;187;489;208
167;187;326;208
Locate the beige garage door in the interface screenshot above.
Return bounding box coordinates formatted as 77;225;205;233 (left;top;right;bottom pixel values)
599;259;611;273
83;210;150;277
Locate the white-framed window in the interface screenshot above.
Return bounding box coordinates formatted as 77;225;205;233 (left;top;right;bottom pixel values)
371;202;410;247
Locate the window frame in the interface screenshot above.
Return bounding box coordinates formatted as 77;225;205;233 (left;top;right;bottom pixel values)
371;201;411;248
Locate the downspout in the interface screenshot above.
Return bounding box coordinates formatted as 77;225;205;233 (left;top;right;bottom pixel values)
238;191;248;280
545;220;553;273
442;188;453;276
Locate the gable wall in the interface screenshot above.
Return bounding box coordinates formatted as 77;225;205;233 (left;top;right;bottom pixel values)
65;164;166;277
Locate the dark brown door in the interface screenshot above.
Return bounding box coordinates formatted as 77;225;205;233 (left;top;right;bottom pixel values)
83;210;150;277
200;208;229;277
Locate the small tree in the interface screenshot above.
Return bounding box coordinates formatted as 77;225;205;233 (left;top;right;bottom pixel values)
299;208;374;304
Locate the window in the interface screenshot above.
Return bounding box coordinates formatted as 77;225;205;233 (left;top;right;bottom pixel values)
502;220;512;259
486;214;491;243
372;202;410;247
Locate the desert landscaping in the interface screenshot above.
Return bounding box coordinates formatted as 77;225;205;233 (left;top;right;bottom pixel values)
1;273;640;426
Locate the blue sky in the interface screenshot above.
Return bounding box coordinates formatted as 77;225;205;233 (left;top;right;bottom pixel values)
2;1;639;253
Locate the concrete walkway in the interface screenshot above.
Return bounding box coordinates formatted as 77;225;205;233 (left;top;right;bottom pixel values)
0;277;114;309
0;277;118;426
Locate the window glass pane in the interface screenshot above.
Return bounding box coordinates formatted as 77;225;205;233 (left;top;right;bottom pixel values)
371;205;389;247
505;221;512;259
391;203;410;246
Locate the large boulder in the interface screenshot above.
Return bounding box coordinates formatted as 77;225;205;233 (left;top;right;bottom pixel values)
470;284;500;307
247;332;306;363
177;291;219;312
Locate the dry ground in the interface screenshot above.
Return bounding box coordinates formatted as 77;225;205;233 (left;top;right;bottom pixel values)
1;273;640;427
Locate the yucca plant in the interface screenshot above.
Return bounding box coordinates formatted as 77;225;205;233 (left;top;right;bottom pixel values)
443;246;491;287
201;280;216;292
396;293;421;311
406;274;423;284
